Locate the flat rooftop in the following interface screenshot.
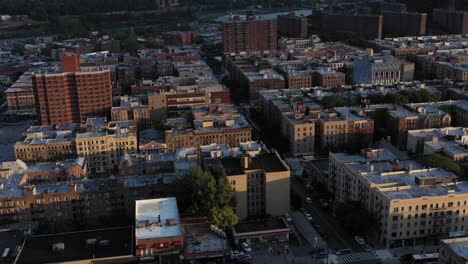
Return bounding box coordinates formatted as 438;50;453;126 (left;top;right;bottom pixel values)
234;218;289;234
220;153;289;176
15;227;134;264
135;198;182;240
184;226;230;259
442;237;468;260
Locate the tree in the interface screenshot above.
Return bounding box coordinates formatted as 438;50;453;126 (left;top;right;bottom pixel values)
211;206;238;229
416;153;465;179
174;167;239;228
319;95;347;109
122;33;140;54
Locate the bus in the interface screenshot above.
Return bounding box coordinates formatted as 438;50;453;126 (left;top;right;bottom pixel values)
411;253;438;263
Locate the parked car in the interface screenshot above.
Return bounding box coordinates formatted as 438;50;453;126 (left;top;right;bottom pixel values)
354;236;366;246
231;250;244;259
305;197;312;204
240;242;251;253
303;212;313;221
284;213;292;222
399;254;413;262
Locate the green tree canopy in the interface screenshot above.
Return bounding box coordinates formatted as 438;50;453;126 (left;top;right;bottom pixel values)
416;153;465;179
174;167;238;228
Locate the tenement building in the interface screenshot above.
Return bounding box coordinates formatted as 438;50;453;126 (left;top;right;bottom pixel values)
14;124;80;162
5;70;36;114
33;53;112;125
165;105;252;153
329;148;468;248
76;118;138;174
204;151;290;220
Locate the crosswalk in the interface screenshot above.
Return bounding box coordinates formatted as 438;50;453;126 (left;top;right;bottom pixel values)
336;251;382;264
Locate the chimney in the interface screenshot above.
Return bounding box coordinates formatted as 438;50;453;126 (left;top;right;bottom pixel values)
61;53;81;72
209;104;218;113
240;156;250;169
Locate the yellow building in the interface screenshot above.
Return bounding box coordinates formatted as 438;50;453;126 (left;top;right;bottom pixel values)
329;149;468;248
76;118;138;174
204;151;290;220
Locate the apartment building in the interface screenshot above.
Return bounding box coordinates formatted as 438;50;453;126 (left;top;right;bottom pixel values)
282;111;318;155
371;35;468;57
165;105;252;153
14;124;80;162
5;70;36;114
329;149;468;248
412;50;468;81
76;118;138;174
382;11;427;36
33;54;112;125
387;104;452;149
433;9;468;35
111;100;152;127
313;69;346;87
148;84;230;120
0;172;173;226
321;13;383;40
278;13;308;38
225;56;285;101
204;151;290;220
407;127;468;161
222;18;277;54
278;35;323;50
439;237;468;264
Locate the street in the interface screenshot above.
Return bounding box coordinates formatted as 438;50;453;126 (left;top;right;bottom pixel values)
291;178;362;252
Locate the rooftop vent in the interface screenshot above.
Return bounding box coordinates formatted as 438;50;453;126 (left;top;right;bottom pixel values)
52;243;65;251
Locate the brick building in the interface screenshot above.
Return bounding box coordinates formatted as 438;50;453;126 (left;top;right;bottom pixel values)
432;9;468;34
5;71;36;114
321;13;383;40
382;11;427;36
222;18;277;54
313;69;346;87
278;13;308;38
33;54;112;125
165;105;252;153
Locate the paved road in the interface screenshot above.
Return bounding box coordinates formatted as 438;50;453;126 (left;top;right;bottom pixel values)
291;178;361;252
291;211;327;249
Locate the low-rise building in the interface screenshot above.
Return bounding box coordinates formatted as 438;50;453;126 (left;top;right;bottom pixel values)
439;237;468;264
135;198;183;260
407;127;468;161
